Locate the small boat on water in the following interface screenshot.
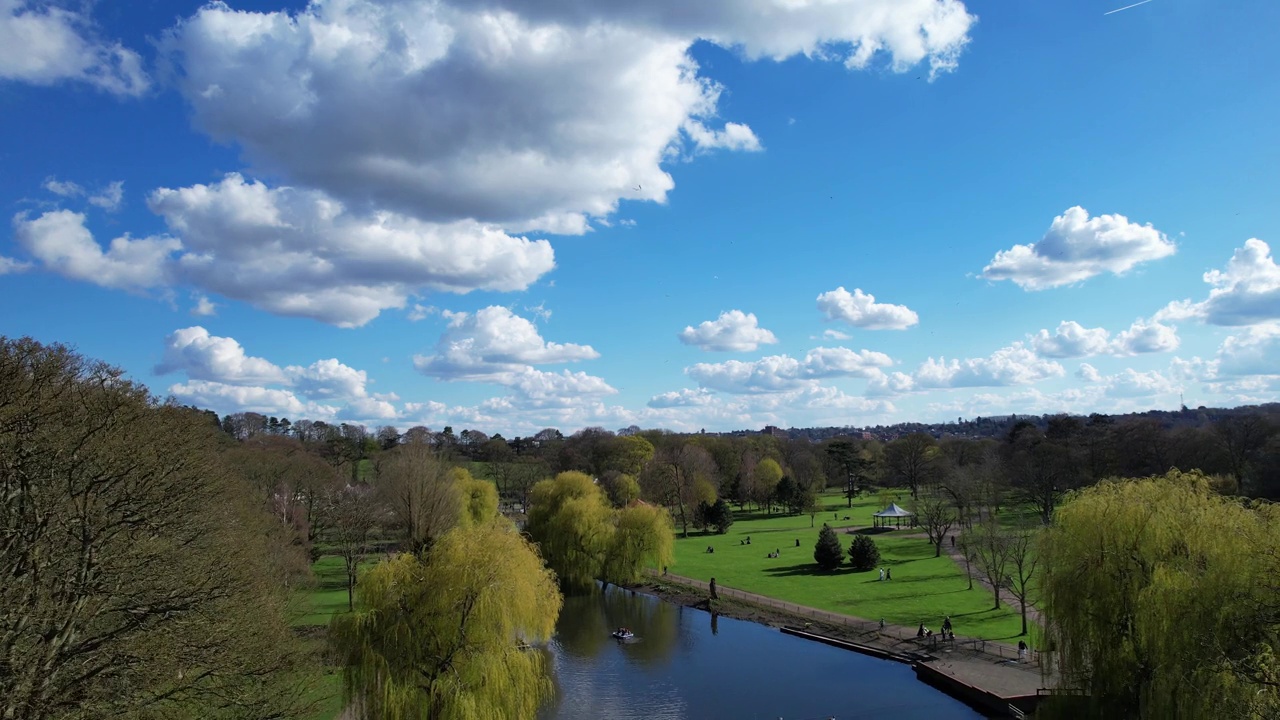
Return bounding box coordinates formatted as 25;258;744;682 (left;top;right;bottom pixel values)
612;628;634;640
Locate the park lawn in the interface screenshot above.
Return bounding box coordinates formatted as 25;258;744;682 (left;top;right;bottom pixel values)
296;555;369;627
670;493;1028;641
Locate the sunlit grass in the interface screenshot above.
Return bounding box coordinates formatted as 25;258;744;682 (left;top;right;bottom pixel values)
670;492;1030;641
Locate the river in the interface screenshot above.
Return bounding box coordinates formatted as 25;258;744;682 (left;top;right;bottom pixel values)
540;585;986;720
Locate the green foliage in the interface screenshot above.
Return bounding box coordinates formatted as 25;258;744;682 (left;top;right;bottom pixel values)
704;499;734;534
600;472;641;507
847;534;881;571
454;468;500;526
813;524;844;571
603;503;675;585
0;337;315;720
1039;470;1280;719
526;472;614;591
331;522;562;720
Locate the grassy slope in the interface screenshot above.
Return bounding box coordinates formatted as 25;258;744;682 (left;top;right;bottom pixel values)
670;492;1028;641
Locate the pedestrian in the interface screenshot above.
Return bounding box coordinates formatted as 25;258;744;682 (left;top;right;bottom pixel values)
1018;640;1028;661
885;567;892;580
950;535;955;548
795;538;800;547
878;568;885;581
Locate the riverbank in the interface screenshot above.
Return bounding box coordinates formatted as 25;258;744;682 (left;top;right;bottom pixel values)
631;575;1050;718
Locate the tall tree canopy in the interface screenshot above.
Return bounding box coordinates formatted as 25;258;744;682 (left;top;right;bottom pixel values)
0;337;312;720
1039;470;1280;719
332;522;562;720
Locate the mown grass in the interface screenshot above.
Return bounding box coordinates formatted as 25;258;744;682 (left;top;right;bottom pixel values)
670;492;1030;641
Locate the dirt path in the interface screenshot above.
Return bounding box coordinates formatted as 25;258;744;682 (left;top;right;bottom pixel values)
941;535;1044;629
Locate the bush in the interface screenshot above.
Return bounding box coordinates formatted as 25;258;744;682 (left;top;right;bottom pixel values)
813;524;844;571
848;534;881;571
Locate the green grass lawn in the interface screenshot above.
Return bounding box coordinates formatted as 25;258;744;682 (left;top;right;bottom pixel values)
295;555;354;627
670;492;1029;641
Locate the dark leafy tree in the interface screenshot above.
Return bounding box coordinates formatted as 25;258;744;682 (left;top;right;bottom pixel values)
813;524;844;571
847;534;881;571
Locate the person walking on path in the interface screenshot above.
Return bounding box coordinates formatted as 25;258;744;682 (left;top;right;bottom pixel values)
878;568;885;581
1018;640;1028;661
885;567;892;580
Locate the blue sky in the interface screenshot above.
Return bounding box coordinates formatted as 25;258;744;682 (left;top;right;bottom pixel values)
2;0;1278;435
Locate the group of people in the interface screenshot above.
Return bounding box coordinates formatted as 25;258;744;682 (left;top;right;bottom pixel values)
766;549;781;558
877;567;893;581
917;616;955;641
739;536;752;545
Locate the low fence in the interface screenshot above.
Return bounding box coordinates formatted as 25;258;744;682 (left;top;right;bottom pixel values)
651;571;1041;667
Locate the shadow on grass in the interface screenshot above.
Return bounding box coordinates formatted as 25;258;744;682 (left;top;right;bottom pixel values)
850;526;897;535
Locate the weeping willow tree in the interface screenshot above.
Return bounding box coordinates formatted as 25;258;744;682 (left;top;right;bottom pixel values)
526;471;615;590
602;502;675;585
1039;470;1280;719
452;467;500;526
331;521;562;720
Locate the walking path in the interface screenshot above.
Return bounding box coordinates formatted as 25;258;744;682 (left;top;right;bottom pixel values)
940;534;1045;628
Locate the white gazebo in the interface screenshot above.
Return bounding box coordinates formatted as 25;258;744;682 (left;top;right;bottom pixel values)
872;502;916;529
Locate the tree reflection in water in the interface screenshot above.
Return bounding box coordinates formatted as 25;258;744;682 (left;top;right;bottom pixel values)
553;584;678;666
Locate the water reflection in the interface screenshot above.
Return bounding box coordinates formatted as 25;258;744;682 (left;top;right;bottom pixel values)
540;585;985;720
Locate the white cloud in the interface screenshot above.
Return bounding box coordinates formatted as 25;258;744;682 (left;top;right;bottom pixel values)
0;256;30;274
678;310;778;351
88;181;124;211
287;358;370;400
407;304;437;322
1076;363;1102;382
414;306;599;380
155;326;286;385
648;387;718;408
1112;318;1179;355
0;0;148;95
1216;324;1280;378
820;329;852;341
167;379;337;420
914;344;1064;389
162;0;973;233
866;370;916;397
683;120;762;153
686;346;893;394
191;294;217;316
816;287;919;329
1029;318;1179;358
981;206;1175;290
1162;239;1280;327
43;177;82;197
146;174;555;326
1103;369;1177;398
1030;321;1111;358
13;209;178;290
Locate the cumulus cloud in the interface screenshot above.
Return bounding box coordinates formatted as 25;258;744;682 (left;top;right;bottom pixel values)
686;346;893;394
155;326;286;385
162;0;973;233
912;344;1064;390
0;0;148;95
1030;321;1111;358
88;180;124;211
168;379;337;420
816;287;919;329
287;358;370;400
191;294;217;316
1216;324;1280;378
13;209;178;290
43;177;82;197
1030;318;1179;358
147;174;556;326
648;387;718;408
414;306;599;380
981;206;1175;290
1077;363;1102;382
678;310;778;351
1103;369;1177;398
1161;239;1280;327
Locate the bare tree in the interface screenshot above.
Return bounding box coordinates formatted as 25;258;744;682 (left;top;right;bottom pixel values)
1004;528;1041;636
643;443;717;537
913;490;957;557
885;433;939;499
966;519;1010;610
375;441;460;552
328;487;380;611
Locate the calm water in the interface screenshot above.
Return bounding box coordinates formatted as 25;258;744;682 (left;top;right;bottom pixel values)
540;585;986;720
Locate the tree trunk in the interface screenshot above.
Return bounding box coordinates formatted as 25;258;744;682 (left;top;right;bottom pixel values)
934;541;941;558
1019;598;1028;636
991;586;1001;610
347;571;356;611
